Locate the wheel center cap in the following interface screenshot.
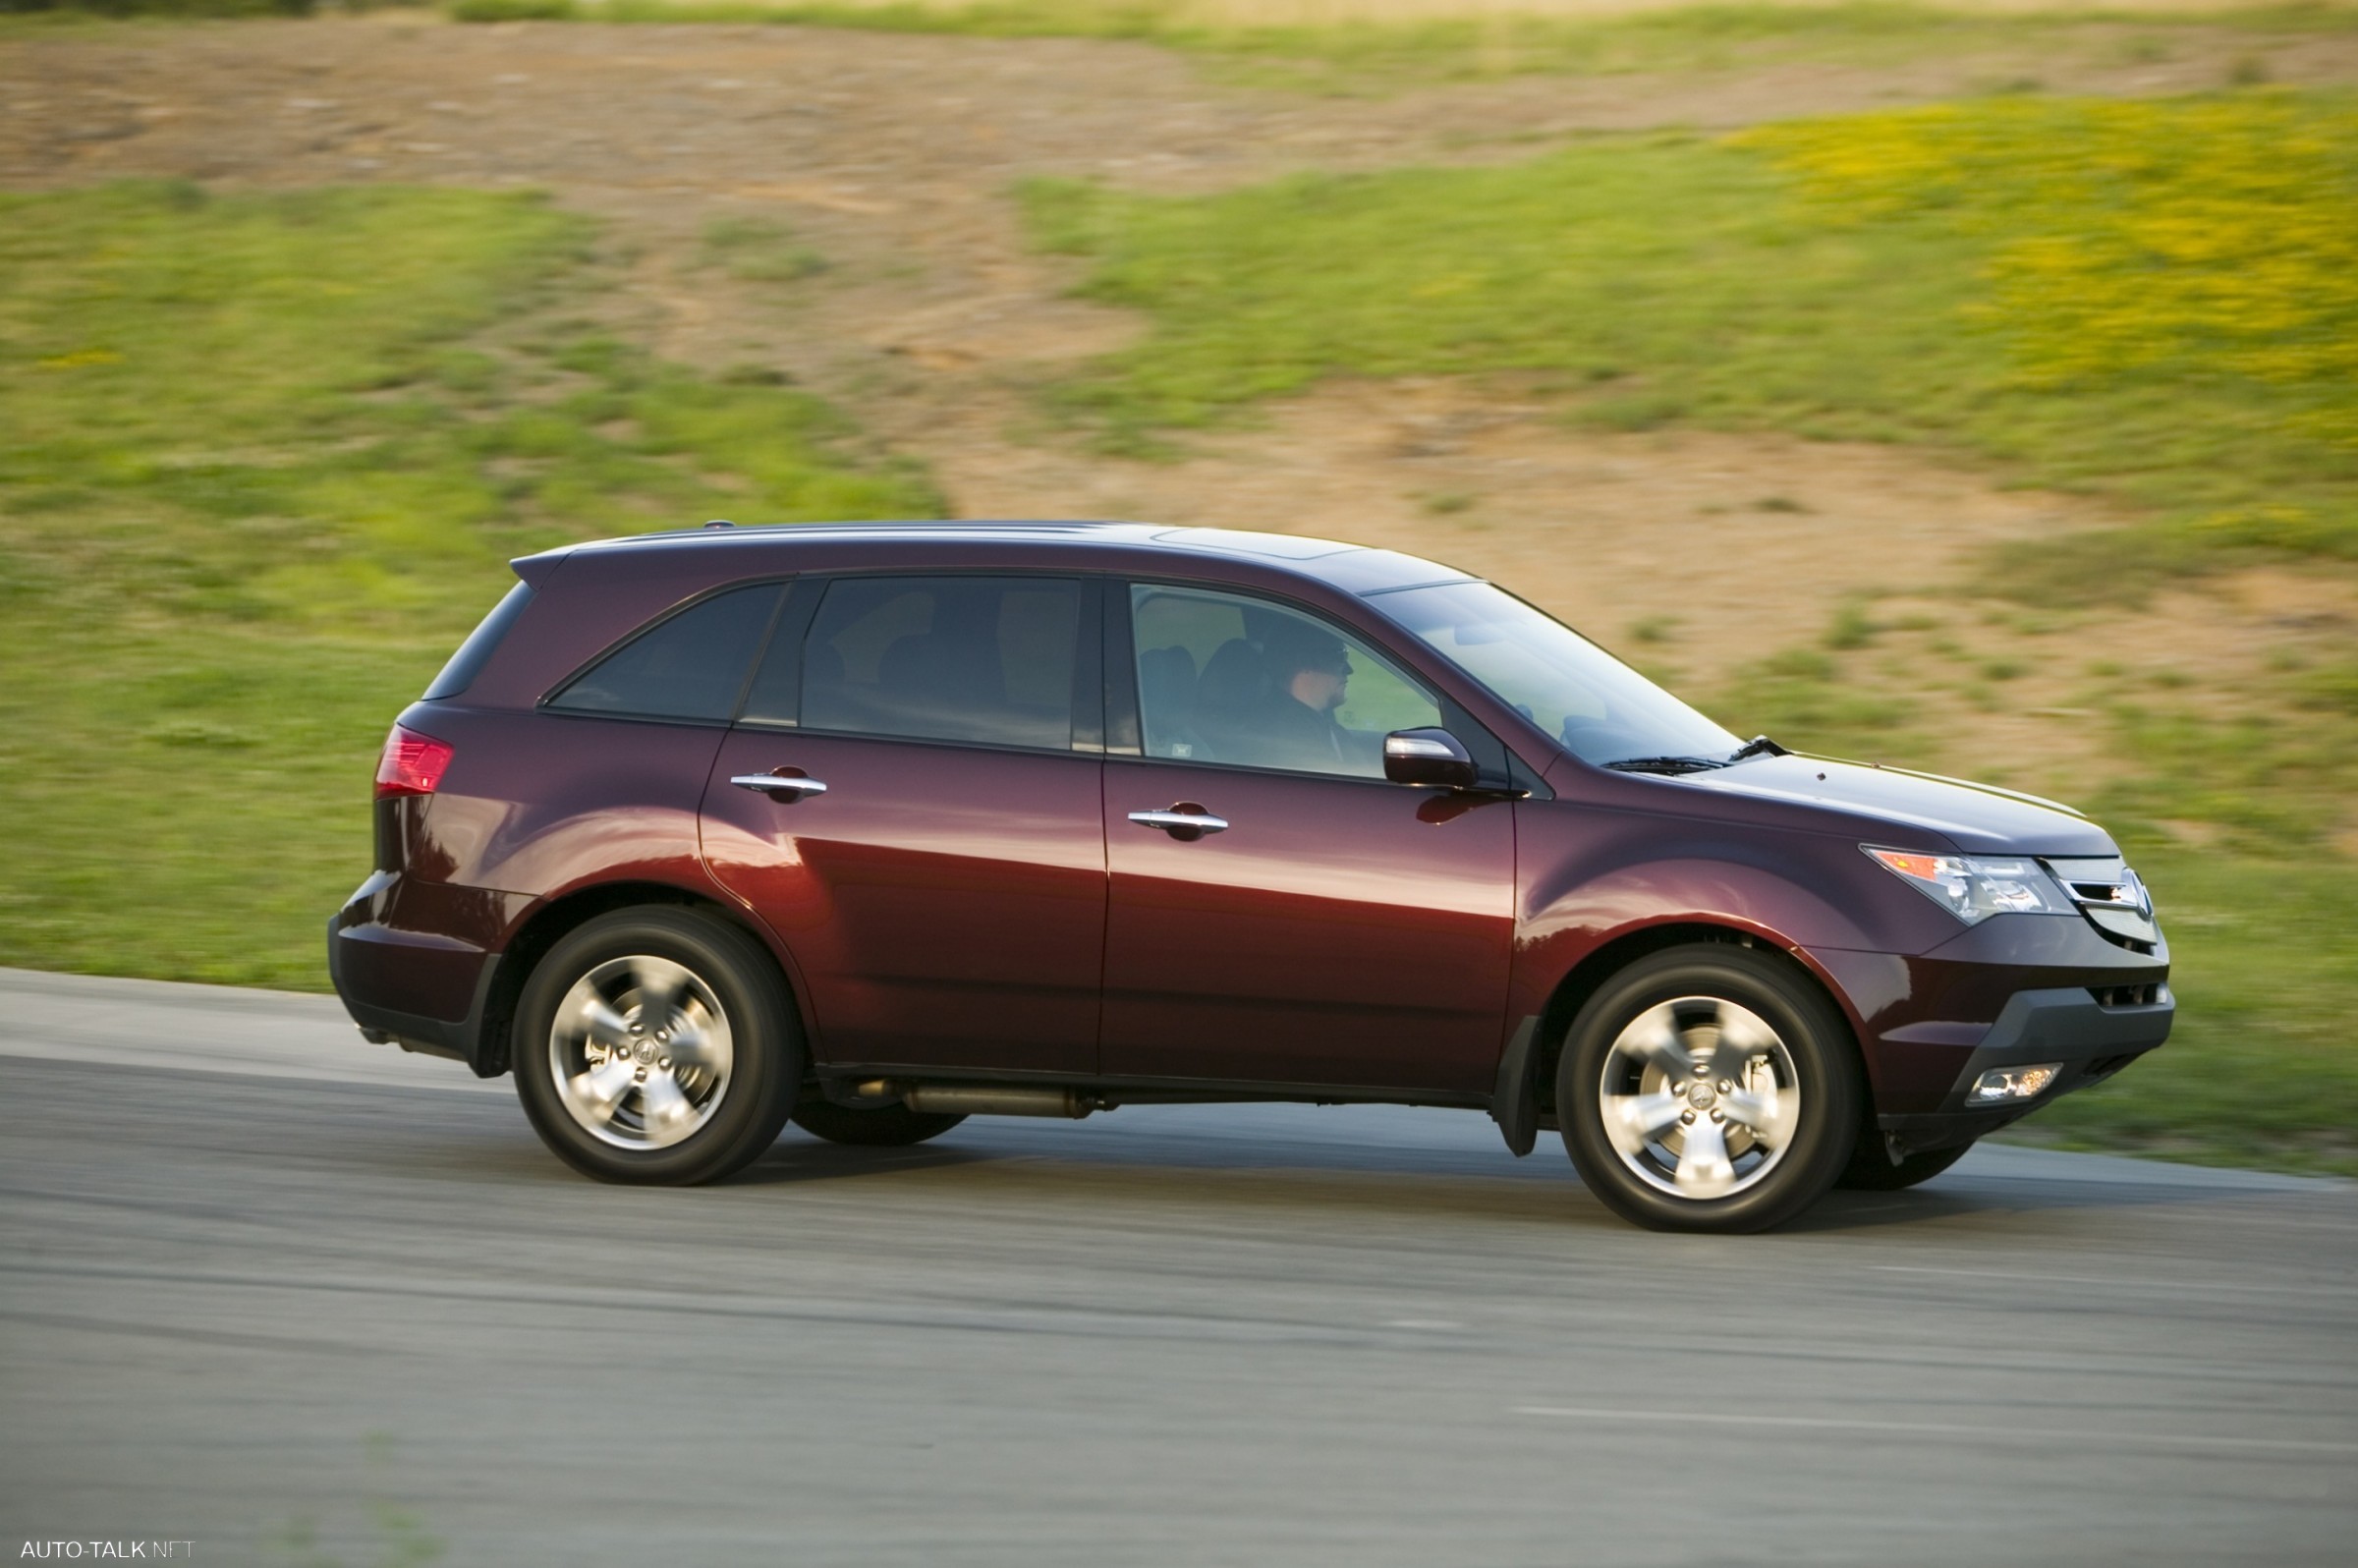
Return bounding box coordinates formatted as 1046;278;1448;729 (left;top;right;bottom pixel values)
1687;1082;1716;1109
636;1041;660;1065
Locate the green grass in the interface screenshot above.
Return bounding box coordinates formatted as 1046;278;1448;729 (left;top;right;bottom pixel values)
1021;92;2358;596
0;181;940;987
699;215;831;283
1021;138;1978;444
2005;851;2358;1175
2090;689;2358;852
1713;645;1918;756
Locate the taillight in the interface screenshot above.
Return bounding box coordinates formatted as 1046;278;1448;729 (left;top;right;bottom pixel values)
375;723;454;799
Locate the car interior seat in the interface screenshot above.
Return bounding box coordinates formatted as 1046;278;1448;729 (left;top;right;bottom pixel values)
1194;637;1278;764
1138;644;1207;758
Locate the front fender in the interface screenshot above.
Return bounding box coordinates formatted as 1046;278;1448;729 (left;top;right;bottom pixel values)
1506;806;1956;1044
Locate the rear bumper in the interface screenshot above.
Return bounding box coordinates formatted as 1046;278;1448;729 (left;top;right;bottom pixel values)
326;876;503;1076
1875;985;2172;1155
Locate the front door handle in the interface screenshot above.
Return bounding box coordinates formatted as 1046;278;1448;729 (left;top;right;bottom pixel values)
732;772;828;803
1128;805;1228;841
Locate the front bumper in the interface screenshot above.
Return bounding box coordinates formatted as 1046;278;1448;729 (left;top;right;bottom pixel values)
1876;985;2172;1155
1807;906;2172;1157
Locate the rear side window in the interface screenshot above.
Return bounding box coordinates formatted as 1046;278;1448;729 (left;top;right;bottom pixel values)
547;583;784;723
797;576;1082;750
422;583;535;701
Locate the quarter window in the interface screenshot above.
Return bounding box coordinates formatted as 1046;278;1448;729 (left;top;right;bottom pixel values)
800;577;1083;751
547;583;783;722
423;582;535;702
1129;584;1438;779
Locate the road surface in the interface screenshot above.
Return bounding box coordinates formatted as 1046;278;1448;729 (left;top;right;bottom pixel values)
2;967;2352;1565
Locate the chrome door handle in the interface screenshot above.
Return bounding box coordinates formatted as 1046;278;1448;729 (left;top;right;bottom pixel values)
731;774;827;801
1128;808;1228;838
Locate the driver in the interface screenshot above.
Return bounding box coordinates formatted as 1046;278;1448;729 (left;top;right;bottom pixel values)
1252;620;1356;772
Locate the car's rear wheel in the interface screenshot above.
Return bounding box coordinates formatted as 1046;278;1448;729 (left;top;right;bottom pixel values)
1836;1140;1974;1191
1558;945;1860;1234
513;907;801;1185
791;1099;968;1148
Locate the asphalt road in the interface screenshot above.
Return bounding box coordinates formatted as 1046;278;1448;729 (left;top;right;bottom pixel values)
3;968;2353;1567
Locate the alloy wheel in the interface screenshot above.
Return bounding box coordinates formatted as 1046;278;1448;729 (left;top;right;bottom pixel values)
548;954;735;1149
1598;995;1801;1201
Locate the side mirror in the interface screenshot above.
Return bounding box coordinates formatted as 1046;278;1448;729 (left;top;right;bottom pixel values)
1383;728;1478;791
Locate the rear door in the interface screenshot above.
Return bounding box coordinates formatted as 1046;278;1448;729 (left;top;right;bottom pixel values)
1099;582;1517;1096
701;574;1107;1076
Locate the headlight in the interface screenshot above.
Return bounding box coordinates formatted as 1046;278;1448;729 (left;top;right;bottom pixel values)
1864;846;2075;924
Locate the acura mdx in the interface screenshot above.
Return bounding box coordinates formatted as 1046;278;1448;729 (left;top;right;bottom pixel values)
329;522;2171;1232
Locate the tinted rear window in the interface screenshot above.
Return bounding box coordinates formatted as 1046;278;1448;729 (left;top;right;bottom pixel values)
797;577;1081;750
422;583;535;702
547;583;784;723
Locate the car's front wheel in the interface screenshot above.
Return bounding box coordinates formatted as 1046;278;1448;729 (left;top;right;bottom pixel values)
1559;945;1860;1233
513;907;802;1185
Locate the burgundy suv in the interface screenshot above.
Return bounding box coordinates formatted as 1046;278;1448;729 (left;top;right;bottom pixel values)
330;523;2170;1231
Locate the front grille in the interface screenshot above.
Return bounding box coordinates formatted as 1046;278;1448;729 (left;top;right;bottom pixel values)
2045;856;2161;953
2088;982;2162;1008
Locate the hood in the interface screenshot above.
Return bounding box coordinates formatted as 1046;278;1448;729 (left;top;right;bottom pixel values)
1665;754;2118;857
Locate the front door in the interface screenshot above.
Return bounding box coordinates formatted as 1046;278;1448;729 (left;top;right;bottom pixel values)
1100;583;1517;1095
701;574;1105;1076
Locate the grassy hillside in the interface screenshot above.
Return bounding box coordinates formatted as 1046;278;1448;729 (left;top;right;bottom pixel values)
0;181;940;986
1;63;2349;1168
1022;93;2356;580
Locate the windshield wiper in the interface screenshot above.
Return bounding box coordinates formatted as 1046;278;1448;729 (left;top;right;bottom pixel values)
1600;755;1727;775
1604;734;1786;775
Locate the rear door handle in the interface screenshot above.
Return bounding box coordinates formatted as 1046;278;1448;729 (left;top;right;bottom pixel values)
732;773;828;802
1128;807;1228;839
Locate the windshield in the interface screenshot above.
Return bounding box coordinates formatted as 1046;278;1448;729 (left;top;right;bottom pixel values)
1375;582;1742;768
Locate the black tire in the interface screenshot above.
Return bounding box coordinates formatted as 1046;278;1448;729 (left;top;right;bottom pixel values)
1558;945;1861;1234
513;907;802;1186
791;1099;968;1148
1836;1139;1974;1192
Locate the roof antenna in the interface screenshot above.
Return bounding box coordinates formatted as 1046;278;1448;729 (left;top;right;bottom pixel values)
702;519;736;530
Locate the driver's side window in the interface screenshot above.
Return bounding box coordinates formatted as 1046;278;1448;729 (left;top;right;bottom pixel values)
1129;584;1438;779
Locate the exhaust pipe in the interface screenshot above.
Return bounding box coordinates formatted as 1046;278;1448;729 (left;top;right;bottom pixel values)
861;1081;1102;1119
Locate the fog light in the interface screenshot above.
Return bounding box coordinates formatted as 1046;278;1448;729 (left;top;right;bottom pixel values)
1967;1064;2062;1106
